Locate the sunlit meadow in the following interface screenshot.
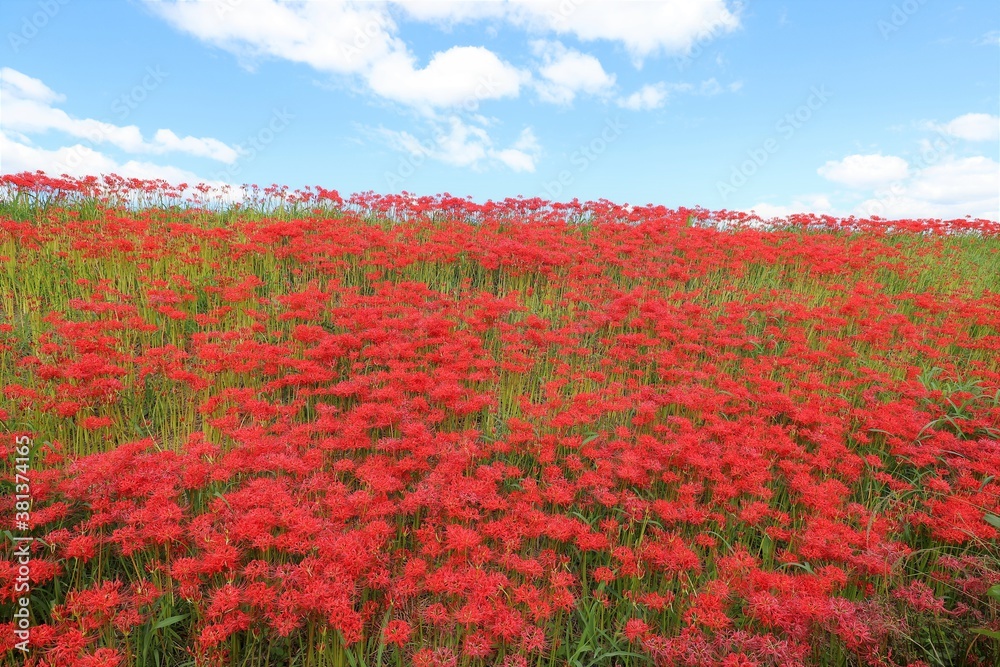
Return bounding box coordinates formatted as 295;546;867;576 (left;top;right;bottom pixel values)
1;172;999;667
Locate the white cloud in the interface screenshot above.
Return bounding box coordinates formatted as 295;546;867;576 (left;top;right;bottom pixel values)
368;46;525;109
389;0;743;61
817;153;910;190
857;156;1000;221
146;0;403;75
0;130;220;186
767;152;1000;222
509;0;742;62
0;68;240;163
618;83;669;111
149;129;240;162
146;0;743;112
431;117;491;167
757;154;998;223
0;67;65;105
907;156;998;203
379;117;541;173
532;41;615;105
939;113;1000;142
737;116;998;224
493;128;542;172
379;127;433;158
148;0;527;110
392;1;506;24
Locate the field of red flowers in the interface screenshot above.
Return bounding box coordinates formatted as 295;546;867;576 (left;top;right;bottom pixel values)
1;172;999;667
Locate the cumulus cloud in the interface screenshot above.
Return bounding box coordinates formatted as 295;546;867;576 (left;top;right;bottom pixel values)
756;161;999;223
145;0;744;110
817;153;910;190
938;113;1000;142
493;128;542;172
389;0;744;60
0;129;221;186
1;68;240;163
532;41;615;105
390;1;507;25
148;0;528;110
506;0;742;62
368;46;526;109
0;67;65;105
146;0;403;75
131;0;748;176
756;133;999;222
856;156;1000;221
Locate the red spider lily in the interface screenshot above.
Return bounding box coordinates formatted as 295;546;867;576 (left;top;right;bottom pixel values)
382;619;411;647
2;171;998;666
623;618;651;642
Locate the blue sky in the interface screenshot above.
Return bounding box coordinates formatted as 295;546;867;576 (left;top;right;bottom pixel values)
1;0;998;219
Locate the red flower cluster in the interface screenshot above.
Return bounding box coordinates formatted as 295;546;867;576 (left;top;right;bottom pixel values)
1;171;998;666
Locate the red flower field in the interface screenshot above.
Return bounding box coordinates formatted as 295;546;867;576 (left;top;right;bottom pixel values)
1;172;998;666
